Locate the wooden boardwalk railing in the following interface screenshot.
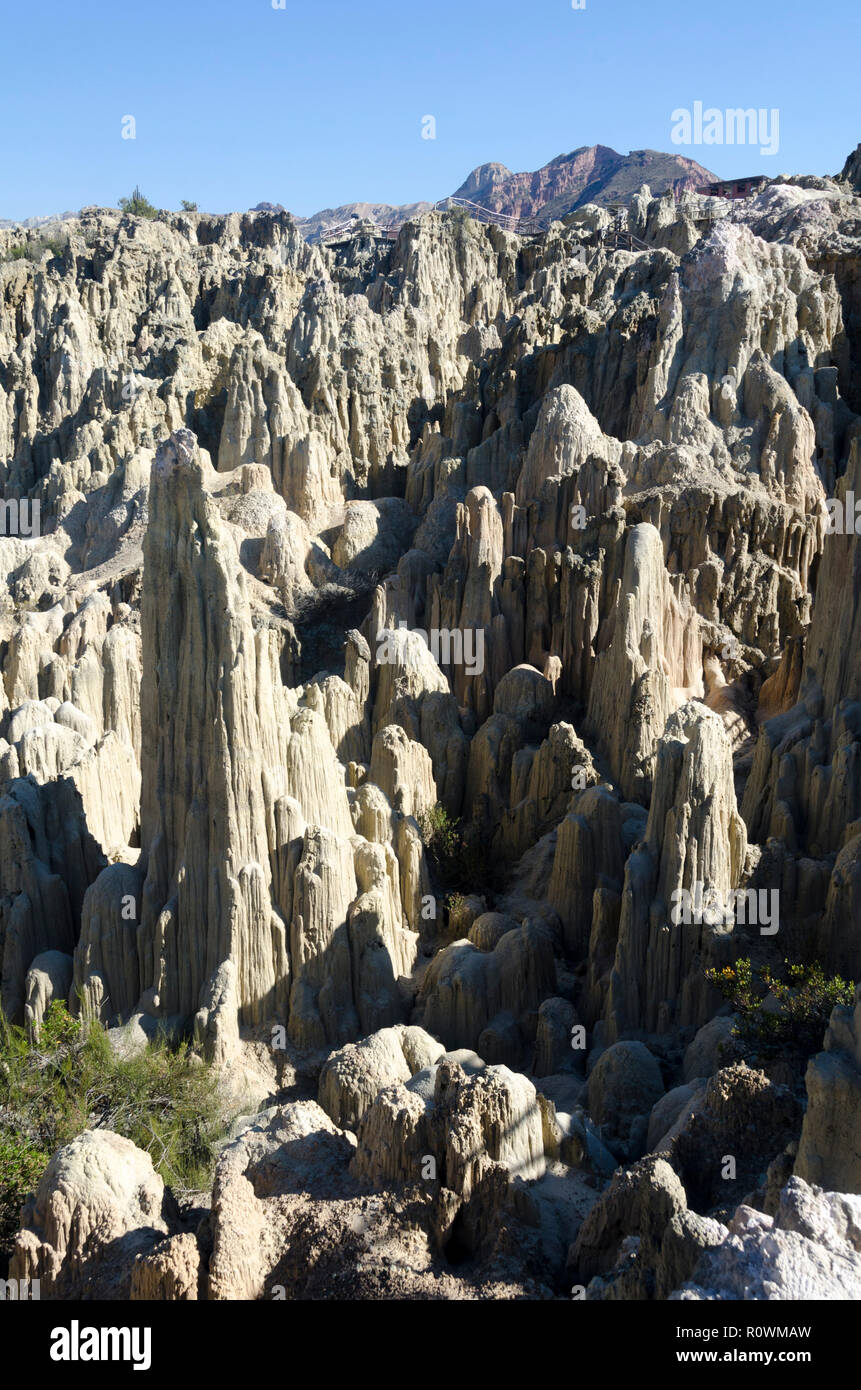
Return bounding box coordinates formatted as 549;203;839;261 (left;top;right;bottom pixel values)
317;205;651;253
431;196;543;236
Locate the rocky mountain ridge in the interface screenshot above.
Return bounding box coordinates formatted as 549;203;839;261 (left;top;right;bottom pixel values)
295;144;719;239
2;143;718;240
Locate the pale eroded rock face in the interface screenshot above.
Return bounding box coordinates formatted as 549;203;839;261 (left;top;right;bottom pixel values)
3;163;861;1302
604;702;747;1039
23;949;73;1034
136;430;291;1057
795;986;861;1194
673;1178;861;1300
10;1130;168;1298
205;1073;554;1299
318;1024;444;1128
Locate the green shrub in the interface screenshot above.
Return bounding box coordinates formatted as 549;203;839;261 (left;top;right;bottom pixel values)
444;890;467;920
0;1001;226;1265
119;186;158;219
705;957;855;1065
417;802;500;899
0;1134;45;1260
4;236;66;264
447;204;473;232
418;803;462;873
180;200;198;212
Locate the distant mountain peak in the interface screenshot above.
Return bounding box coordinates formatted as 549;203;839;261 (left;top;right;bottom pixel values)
453;162;514;200
449;144;719;227
295;142;720;242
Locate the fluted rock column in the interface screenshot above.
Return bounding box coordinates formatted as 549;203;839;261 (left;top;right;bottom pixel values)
605;702;747;1038
137;430;289;1053
429;485;503;723
586;522;701;803
743;439;861;857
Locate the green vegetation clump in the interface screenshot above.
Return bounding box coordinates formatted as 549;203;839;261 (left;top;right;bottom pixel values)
180;200;198;212
418;803;462;876
119;186;159;219
417;802;501;900
0;1002;225;1264
3;235;66;264
0;1134;43;1263
705;957;855;1065
447;204;473;232
444;890;467;920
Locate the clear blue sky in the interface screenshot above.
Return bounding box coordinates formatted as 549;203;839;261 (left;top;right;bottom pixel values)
2;0;857;221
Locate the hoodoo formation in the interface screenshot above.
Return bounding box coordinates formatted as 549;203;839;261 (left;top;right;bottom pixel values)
1;144;861;1304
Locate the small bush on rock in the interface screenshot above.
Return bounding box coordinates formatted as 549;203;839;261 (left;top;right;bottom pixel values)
418;802;501;899
3;236;66;264
119;186;158;219
705;957;854;1067
0;1002;224;1268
